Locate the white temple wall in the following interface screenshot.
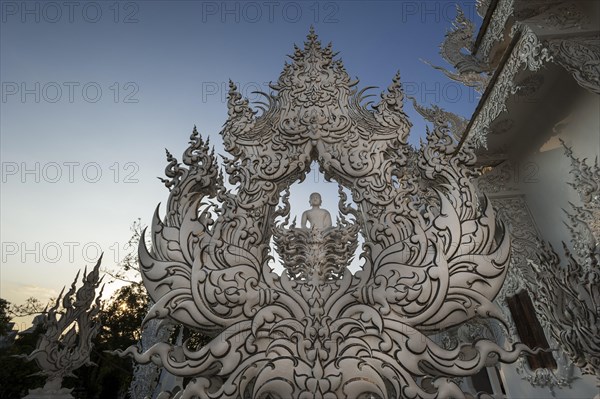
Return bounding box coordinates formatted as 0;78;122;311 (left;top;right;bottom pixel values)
495;90;599;399
519;90;600;251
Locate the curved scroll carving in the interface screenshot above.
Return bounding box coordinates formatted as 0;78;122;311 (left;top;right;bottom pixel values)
21;258;104;397
562;140;600;261
531;244;599;380
476;0;515;60
467;24;552;148
424;6;491;92
547;35;600;96
482;194;577;388
411;97;468;141
529;145;600;389
117;30;532;398
130;314;175;399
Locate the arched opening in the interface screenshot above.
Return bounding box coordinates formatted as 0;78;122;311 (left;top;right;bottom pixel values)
269;161;364;276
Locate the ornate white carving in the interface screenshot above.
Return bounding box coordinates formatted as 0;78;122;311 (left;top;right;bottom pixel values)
425;6;491;92
117;30;533;398
21;258;104;399
530;243;599;380
562;141;600;269
547;35;600;95
476;161;520;194
521;2;588;31
488;146;600;389
129;314;174;399
476;0;492;18
509;2;597;95
476;0;515;61
467;25;552;148
475;169;578;388
525;145;599;386
274;190;359;282
492;196;539;293
528;148;600;384
491;196;576;388
410;97;468;141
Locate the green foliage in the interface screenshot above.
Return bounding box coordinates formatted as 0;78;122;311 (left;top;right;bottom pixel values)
78;283;150;398
75;218;150;398
99;283;148;347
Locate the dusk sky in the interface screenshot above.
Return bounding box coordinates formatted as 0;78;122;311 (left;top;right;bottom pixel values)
1;0;482;329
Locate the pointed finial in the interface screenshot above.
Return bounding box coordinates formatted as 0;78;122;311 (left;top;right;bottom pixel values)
390;71;402;91
165;148;174;161
227;80;244;113
228;79;238;93
306;25;319;47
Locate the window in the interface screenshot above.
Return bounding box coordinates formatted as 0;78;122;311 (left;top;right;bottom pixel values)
506;290;557;370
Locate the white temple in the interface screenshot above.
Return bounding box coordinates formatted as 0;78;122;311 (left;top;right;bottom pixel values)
117;1;599;398
436;1;599;397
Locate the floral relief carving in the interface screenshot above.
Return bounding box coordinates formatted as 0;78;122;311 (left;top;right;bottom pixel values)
467;25;551;148
476;0;515;61
547;35;600;95
561;141;600;269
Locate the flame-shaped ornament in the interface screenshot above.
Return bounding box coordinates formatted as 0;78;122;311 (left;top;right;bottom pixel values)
117;29;533;398
21;257;104;398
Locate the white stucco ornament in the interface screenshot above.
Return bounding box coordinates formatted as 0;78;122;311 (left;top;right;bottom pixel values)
118;29;532;398
529;143;600;396
22;258;104;399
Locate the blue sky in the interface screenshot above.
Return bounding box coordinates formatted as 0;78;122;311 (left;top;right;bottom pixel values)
1;0;482;329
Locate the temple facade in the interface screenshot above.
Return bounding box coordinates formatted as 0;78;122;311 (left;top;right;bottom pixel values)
432;0;599;397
